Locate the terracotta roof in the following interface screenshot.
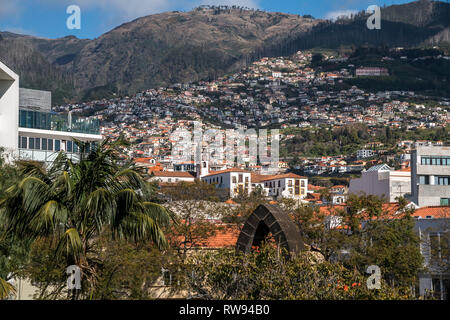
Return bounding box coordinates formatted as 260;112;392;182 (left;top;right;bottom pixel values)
203;168;249;177
251;173;268;183
202;225;240;248
259;173;307;181
308;184;325;191
413;206;450;219
152;171;195;178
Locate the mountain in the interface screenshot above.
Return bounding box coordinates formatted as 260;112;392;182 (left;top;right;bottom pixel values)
290;0;450;50
0;8;319;103
0;1;449;104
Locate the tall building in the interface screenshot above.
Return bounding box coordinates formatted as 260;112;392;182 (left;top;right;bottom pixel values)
411;146;450;207
0;61;102;164
349;164;411;202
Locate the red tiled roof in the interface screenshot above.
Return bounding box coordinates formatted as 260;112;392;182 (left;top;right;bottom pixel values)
202;225;240;248
308;184;325;191
203;168;249;177
152;171;195;178
259;173;307;181
413;206;450;219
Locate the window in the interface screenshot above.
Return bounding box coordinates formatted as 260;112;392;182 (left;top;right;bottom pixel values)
42;139;47;151
435;176;450;186
419;175;430;185
29;138;35;150
47;139;53;151
35;138;40;150
238;174;243;183
20;137;27;149
430;233;449;263
441;198;450;206
232;176;237;184
278;180;281;187
55;140;61;152
67;141;73;153
421;156;450;166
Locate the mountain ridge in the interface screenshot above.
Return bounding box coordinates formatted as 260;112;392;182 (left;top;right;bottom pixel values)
0;1;449;104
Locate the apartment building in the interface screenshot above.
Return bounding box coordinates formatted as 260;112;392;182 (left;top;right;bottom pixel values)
349;164;411;202
0;61;102;164
411;146;450;207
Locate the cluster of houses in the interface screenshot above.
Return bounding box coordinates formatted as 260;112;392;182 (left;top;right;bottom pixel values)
52;50;448;164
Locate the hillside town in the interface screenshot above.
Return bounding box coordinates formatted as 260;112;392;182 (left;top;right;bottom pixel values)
1;0;450;304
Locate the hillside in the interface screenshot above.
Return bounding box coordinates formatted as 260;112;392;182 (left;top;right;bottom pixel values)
0;1;449;104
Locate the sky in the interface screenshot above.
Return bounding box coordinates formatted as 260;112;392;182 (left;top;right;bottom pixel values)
0;0;417;39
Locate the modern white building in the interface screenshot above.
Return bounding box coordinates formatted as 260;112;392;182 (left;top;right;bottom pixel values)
0;61;102;165
349;164;411;202
411;146;450;207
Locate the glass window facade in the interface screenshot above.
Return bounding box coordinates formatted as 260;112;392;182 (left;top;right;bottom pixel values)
19;109;100;135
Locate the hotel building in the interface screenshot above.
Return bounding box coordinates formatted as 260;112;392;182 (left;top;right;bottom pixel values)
0;61;102;164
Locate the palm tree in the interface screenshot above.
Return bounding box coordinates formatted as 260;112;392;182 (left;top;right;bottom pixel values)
0;138;174;298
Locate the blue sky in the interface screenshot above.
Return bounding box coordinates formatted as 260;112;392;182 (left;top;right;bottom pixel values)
0;0;415;39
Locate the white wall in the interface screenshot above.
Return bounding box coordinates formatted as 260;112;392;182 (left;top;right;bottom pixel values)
0;61;19;157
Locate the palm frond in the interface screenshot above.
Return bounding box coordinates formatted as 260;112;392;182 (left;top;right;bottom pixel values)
0;277;15;300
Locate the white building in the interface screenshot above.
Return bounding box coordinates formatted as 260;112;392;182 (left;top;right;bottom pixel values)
0;61;102;164
202;169;308;200
349;164;411;202
411;146;450;207
357;149;375;159
202;168;251;198
258;173;308;200
0;61;19;159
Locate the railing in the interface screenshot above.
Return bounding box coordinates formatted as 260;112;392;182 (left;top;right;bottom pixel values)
19;110;100;135
19;149;82;163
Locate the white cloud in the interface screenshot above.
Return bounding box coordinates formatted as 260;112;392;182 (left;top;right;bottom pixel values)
324;9;358;21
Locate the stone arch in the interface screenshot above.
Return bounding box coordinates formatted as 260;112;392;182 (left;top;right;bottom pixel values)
236;203;304;255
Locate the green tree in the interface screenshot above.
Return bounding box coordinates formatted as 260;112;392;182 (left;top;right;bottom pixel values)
0;139;174;299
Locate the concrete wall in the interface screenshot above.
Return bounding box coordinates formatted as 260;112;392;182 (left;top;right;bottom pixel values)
19;88;51;112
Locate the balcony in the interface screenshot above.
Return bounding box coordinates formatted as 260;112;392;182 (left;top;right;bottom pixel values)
19;110;100;135
19;149;81;163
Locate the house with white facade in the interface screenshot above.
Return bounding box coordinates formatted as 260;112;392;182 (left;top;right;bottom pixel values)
202;168;252;198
